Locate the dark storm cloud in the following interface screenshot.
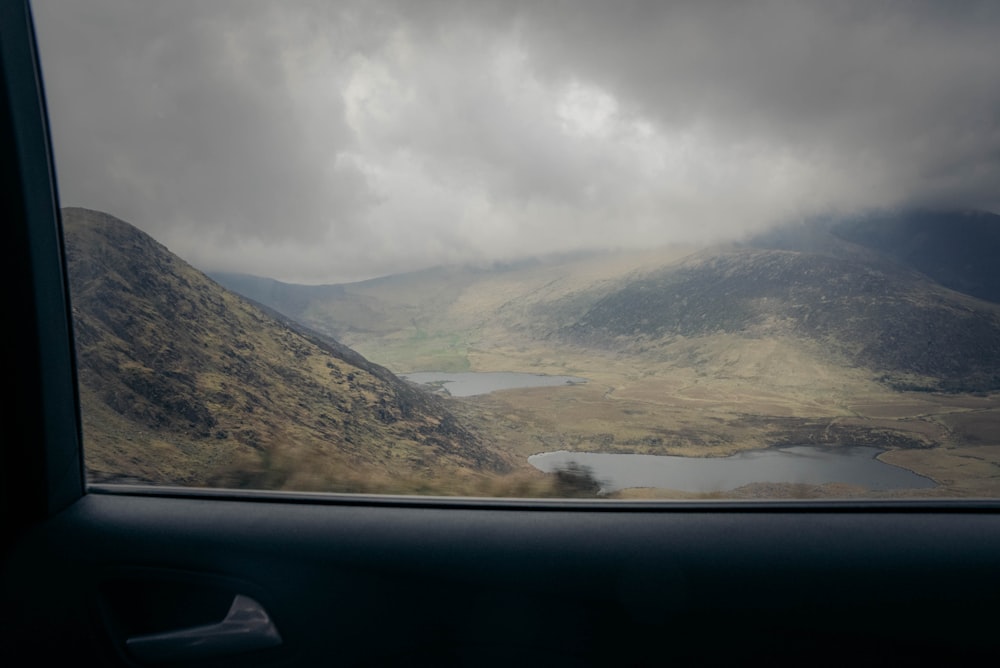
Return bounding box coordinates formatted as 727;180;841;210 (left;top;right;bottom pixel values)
516;0;1000;209
32;1;1000;282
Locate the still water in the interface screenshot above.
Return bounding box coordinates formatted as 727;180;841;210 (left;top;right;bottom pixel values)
528;446;935;493
402;371;587;397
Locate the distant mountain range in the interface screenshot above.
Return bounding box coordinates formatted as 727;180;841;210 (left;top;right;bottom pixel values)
212;209;1000;394
63;208;507;489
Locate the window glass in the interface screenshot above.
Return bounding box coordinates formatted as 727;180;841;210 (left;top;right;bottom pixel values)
32;1;1000;498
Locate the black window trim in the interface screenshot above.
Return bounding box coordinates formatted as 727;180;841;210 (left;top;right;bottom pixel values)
84;483;1000;513
2;0;83;540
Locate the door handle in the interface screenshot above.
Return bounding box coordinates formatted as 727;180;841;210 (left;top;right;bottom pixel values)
125;594;282;663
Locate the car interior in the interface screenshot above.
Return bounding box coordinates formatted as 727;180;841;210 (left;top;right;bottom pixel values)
4;1;1000;665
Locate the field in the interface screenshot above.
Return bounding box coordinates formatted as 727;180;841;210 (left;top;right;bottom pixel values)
422;339;1000;498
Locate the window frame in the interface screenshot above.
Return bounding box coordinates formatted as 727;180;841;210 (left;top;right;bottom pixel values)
1;0;83;541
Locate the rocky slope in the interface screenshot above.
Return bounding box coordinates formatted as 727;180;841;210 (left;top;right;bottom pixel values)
564;246;1000;392
63;208;507;490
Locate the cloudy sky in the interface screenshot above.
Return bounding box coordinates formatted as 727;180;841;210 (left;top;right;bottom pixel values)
33;0;1000;283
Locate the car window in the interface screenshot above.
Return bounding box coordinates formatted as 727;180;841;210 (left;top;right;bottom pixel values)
31;0;1000;499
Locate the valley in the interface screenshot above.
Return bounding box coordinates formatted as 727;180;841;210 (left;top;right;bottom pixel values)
64;206;1000;499
213;209;1000;498
437;340;1000;498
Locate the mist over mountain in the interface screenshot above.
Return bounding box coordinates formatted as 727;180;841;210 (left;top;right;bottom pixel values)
746;210;1000;303
830;210;1000;304
36;2;1000;283
209;265;477;343
63;207;506;489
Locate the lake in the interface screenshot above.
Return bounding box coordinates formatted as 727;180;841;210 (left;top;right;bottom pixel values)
528;445;936;493
402;371;587;397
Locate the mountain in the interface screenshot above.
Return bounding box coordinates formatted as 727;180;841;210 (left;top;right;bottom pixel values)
212;211;1000;394
206;272;326;324
63;208;508;491
564;246;1000;392
831;210;1000;304
210;246;696;372
210;265;481;345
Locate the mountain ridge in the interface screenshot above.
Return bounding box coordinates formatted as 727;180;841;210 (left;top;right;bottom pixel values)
211;209;1000;394
831;209;1000;304
63;207;508;490
564;245;1000;391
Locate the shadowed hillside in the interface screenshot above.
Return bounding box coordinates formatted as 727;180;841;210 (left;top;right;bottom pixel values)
63;208;508;490
564;247;1000;392
832;210;1000;304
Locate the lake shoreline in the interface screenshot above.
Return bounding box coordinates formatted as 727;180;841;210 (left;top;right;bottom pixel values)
403;371;588;397
529;445;937;494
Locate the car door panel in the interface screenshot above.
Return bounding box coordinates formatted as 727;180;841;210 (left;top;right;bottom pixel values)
6;492;1000;665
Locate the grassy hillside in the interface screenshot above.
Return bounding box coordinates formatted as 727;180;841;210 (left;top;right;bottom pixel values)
212;246;696;372
64;207;510;492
